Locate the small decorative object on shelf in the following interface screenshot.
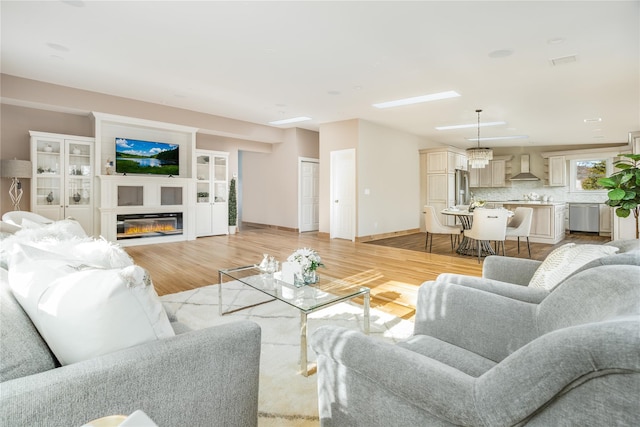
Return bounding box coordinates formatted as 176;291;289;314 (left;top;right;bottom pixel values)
258;254;278;276
72;146;81;155
46;191;54;204
197;192;209;202
44;144;52;152
287;248;324;287
72;192;82;203
105;159;114;175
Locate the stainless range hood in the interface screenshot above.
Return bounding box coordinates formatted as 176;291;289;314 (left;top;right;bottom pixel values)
510;154;541;181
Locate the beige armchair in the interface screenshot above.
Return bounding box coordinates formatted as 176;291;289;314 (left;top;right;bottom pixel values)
506;207;533;257
464;209;509;262
424;205;461;252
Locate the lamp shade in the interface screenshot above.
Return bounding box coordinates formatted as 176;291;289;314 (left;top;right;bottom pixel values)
1;159;32;178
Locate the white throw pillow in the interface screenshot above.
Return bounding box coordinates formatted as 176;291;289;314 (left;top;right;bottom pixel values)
1;231;132;272
16;218;87;239
8;244;174;365
528;243;619;290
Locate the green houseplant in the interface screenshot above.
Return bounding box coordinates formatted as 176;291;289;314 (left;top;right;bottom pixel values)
228;176;237;234
597;153;640;239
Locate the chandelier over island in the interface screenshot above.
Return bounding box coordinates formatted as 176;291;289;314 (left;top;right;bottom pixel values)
466;109;493;168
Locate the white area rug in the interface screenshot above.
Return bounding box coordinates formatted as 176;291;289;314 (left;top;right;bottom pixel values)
160;282;414;426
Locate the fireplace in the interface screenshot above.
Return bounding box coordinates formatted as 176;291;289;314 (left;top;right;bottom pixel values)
116;212;183;240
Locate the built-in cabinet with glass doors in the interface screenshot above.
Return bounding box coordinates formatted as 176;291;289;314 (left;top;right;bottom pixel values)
195;150;229;236
29;131;95;235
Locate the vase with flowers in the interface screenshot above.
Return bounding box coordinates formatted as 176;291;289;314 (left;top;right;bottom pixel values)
287;248;324;286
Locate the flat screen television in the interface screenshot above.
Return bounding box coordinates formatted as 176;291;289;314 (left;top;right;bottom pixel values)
115;137;179;176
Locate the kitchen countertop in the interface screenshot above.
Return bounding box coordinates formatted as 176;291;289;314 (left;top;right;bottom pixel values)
489;200;567;206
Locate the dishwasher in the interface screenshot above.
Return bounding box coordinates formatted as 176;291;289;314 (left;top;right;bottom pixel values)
569;204;600;232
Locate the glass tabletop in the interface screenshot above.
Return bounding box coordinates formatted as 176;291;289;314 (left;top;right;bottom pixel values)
219;265;369;313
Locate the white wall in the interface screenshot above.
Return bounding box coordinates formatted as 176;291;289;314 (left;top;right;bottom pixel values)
319;118;440;237
318;120;359;234
242;128;319;229
357;120;428;236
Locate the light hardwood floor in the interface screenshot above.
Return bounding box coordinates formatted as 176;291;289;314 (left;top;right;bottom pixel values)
125;226;483;320
125;226;608;320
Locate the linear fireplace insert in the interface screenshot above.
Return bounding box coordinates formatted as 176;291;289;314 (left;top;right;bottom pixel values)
116;212;183;240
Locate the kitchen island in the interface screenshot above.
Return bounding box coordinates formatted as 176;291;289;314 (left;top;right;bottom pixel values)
487;201;566;244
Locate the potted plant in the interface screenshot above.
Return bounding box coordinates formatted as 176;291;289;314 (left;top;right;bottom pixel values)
228;176;237;234
597;153;640;239
197;192;209;203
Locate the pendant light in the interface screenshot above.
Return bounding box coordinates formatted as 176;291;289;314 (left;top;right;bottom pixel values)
466;109;493;168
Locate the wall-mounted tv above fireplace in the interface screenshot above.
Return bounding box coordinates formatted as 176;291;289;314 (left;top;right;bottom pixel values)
115;137;179;176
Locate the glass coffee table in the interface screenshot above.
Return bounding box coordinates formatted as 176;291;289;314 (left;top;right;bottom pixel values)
219;265;370;376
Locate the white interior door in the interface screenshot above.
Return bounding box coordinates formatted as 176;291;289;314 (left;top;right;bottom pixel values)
299;159;319;232
330;149;356;241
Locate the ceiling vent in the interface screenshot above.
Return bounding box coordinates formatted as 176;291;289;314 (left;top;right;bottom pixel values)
550;54;578;66
510;154;540;181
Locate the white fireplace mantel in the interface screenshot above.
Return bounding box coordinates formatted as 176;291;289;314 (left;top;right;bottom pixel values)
92;113;198;245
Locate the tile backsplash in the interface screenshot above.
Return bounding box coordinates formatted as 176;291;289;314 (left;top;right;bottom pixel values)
471;181;608;204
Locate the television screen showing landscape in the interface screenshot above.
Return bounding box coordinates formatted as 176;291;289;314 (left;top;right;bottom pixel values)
115;138;179;175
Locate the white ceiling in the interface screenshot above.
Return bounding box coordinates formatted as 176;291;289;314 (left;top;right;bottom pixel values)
1;1;639;148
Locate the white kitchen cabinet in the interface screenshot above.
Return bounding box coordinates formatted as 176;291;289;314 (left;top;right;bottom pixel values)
530;206;552;237
470;163;492;187
599;204;612;236
426;173;455;225
503;202;565;244
554;204;566;242
447;152;468;172
547;155;566;186
427;151;448;174
469;157;511;188
491;160;506;187
195;150;229;236
420;148;467;229
30;131;95;235
456;153;468;171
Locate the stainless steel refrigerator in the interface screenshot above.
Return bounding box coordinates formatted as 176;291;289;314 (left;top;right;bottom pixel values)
455;169;470;206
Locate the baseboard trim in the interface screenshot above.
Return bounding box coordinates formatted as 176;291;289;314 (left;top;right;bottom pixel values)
356;228;421;243
241;222;299;233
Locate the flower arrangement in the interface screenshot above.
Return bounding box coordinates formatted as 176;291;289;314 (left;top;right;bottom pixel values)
287;248;324;273
468;199;486;212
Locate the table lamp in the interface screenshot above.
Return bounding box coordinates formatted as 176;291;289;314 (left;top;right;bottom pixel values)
1;159;33;211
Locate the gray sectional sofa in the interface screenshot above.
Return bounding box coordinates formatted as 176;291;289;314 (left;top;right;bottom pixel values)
0;221;261;426
312;240;640;426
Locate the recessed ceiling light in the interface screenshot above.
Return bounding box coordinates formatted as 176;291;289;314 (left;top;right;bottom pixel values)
269;116;312;125
436;121;506;130
550;54;578;66
372;90;460;109
47;42;70;52
61;0;85;7
584;117;602;123
548;37;566;45
466;135;529;142
488;49;513;58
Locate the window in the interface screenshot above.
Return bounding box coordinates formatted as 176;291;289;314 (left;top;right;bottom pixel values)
569;158;611;192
